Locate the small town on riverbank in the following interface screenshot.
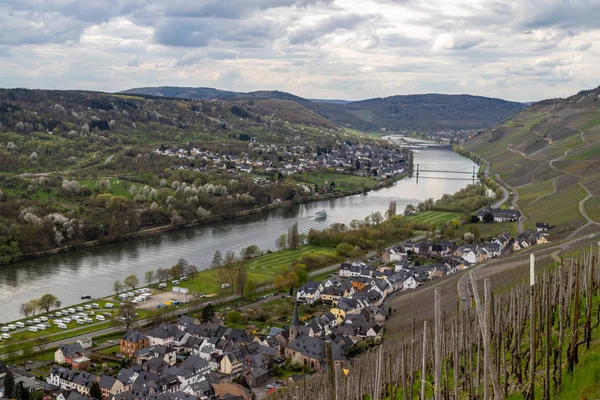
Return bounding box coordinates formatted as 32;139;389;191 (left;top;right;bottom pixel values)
0;174;555;400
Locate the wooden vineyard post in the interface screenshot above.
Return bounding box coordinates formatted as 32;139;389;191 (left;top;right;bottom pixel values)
530;254;536;400
568;260;581;374
545;272;551;400
435;287;442;400
421;320;428;400
484;279;491;400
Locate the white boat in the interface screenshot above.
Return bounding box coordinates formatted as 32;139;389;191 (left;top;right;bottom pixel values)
315;210;328;219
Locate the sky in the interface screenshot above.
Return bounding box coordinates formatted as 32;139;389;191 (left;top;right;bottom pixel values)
0;0;598;102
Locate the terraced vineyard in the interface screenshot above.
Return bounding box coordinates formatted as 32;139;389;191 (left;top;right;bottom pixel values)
465;87;600;238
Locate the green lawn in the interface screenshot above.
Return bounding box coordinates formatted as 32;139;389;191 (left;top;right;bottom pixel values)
456;222;517;240
177;245;337;295
295;172;378;190
405;211;460;226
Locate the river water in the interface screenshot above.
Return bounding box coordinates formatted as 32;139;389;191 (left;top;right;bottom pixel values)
0;139;477;322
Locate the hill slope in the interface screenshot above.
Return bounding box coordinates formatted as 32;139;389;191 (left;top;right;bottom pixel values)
123;86;525;131
464;86;600;238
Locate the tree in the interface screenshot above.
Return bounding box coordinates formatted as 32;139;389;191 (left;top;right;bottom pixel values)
144;270;155;286
201;303;216;322
482;212;494;223
113;280;124;294
404;204;417;216
170;263;184;280
224;250;237;265
156;267;170;282
285;271;299;289
124;274;139;290
117;302;137;331
245;279;256;299
15;381;28;400
187;265;198;281
241;245;261;260
386;200;397;219
288;223;299;250
234;264;248;299
89;381;103;400
371;211;383;225
276;233;288;251
3;369;15;399
38;294;60;314
211;250;223;268
226;311;242;325
19;300;38;318
336;242;354;257
296;268;308;286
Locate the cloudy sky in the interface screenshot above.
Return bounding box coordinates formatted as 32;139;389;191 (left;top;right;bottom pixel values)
0;0;598;102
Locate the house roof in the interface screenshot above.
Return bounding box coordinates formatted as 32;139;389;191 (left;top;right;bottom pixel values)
286;335;346;361
122;330;148;343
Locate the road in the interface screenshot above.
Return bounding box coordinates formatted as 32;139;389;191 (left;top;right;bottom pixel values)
0;259;349;359
457;230;600;308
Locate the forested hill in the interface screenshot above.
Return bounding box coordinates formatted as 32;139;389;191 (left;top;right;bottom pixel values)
123;86;525;131
464;86;600;238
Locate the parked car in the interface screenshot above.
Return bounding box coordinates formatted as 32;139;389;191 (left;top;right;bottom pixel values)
7;324;17;330
103;312;112;318
180;276;188;281
76;307;84;312
84;305;92;310
172;280;180;286
105;303;114;308
36;324;46;330
28;326;38;333
77;319;86;325
67;308;76;314
55;311;63;317
39;316;48;322
91;303;100;309
158;283;167;289
25;320;34;325
15;322;25;328
57;323;68;329
0;327;9;333
96;315;105;321
1;333;11;339
84;318;93;324
33;318;41;324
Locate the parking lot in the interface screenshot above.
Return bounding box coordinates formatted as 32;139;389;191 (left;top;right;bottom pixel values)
136;291;190;310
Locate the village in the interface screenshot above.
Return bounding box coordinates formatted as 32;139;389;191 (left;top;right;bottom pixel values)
154;140;409;181
0;208;553;400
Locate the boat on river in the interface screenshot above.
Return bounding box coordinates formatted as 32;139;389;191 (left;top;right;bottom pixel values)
315;210;328;220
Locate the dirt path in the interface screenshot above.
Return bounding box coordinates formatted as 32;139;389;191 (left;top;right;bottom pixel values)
567;183;599;239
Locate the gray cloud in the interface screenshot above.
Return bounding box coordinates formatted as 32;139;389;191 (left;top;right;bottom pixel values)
288;13;372;45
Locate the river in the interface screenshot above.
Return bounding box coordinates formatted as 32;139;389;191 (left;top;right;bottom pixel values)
0;139;477;322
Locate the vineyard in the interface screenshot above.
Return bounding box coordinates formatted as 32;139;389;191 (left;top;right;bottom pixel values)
272;246;600;399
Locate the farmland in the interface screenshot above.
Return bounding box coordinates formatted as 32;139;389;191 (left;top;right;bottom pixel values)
405;211;460;226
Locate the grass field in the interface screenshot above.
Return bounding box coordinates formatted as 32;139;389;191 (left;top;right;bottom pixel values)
580;114;600;131
516;179;555;206
295;172;377;190
457;222;518;239
583;195;600;224
405;211;460;226
522;184;587;230
177;245;338;295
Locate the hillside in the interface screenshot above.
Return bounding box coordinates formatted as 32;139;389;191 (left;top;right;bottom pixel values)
123;86;525;131
464;86;600;239
0;88;370;264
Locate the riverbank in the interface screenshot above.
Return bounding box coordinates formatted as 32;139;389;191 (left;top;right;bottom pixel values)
0;173;407;266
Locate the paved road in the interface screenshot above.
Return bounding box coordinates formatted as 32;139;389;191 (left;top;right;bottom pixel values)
457;231;600;309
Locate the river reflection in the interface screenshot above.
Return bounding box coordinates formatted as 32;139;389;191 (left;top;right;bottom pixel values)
0;143;476;321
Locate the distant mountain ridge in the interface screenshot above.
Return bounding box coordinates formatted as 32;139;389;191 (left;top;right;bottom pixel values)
121;86;526;131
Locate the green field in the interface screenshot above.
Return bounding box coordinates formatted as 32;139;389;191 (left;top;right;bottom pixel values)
522;184;587;229
405;211;460;226
295;172;378;190
177;245;338;295
457;222;518;240
516;180;555;206
580;114;600;131
583;195;600;224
